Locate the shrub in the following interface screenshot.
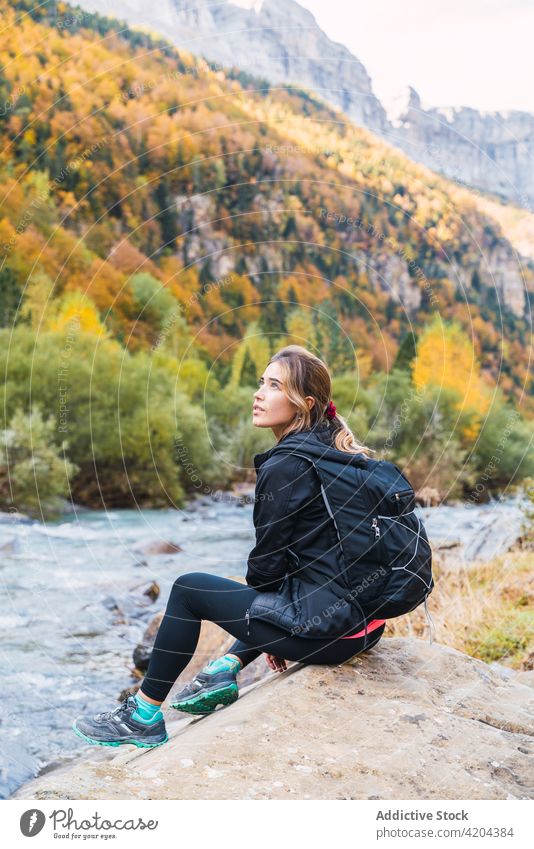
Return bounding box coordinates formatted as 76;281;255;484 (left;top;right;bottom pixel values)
0;405;78;518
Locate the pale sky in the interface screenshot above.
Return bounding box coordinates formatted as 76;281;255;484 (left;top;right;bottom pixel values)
302;0;534;114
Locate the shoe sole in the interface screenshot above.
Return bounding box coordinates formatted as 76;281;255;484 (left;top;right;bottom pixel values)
170;683;239;714
72;721;168;748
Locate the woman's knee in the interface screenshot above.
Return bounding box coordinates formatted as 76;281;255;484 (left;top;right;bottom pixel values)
172;571;208;591
168;572;211;617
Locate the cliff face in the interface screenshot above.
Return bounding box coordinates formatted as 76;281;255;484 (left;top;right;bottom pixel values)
14;638;534;800
387;87;534;212
171;0;389;135
78;0;534;212
79;0;389;134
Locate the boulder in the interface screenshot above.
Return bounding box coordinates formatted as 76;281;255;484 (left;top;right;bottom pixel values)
141;581;160;603
13;638;534;800
134;540;183;556
98;580;161;627
131;610;164;673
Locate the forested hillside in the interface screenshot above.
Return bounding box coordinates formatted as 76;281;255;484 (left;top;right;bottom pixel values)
0;0;532;515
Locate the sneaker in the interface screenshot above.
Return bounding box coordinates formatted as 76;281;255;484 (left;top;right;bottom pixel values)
170;667;239;715
72;694;168;748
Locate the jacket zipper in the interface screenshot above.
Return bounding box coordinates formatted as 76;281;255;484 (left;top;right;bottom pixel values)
245;608;250;637
371;516;383;563
389;488;412;502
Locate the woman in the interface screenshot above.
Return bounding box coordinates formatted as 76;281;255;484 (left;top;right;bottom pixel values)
73;345;386;748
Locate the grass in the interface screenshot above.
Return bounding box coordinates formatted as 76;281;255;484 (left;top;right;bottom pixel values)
466;609;533;666
385;546;534;670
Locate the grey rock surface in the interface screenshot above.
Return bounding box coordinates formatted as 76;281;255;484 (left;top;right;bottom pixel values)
14;638;534;800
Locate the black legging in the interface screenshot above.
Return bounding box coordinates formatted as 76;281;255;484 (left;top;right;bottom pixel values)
140;572;386;702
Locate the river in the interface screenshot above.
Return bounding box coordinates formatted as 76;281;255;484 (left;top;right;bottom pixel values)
0;491;527;798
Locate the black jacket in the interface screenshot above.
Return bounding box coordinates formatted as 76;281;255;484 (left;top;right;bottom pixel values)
245;421;369;639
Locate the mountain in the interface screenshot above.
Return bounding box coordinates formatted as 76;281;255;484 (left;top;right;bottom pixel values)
0;0;532;514
1;0;532;398
74;0;389;133
75;0;534;211
388;87;534;214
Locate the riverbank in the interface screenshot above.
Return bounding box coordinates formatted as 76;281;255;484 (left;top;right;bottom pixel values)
10;537;534;800
0;489;258;799
2;493;532;799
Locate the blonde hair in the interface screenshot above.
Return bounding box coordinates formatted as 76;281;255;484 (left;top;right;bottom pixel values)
268;345;375;455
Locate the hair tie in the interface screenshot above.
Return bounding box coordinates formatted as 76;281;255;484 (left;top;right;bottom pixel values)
325;400;337;420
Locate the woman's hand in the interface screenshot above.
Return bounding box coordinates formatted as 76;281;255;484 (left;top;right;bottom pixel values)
265;653;287;672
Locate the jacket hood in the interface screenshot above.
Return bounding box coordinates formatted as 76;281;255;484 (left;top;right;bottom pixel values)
253;421;369;473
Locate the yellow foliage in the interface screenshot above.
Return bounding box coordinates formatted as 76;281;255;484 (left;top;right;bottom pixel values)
285;308;316;349
354;348;373;382
20;271;55;330
412;318;492;439
175;358;210;399
50;292;108;337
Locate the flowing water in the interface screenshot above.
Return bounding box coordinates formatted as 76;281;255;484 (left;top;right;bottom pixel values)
0;492;527;798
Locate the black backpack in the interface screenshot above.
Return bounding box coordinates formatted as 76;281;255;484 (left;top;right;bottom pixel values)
273;446;434;624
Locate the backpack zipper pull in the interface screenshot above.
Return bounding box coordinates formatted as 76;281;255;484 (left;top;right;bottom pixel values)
372;517;381;538
245;608;250;637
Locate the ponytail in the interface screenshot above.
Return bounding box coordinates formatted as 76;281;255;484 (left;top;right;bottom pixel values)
327;409;375;456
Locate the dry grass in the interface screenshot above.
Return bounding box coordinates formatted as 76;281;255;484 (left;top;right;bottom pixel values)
385;546;534;669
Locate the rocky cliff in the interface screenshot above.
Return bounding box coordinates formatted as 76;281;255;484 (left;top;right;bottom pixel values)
76;0;534;211
13;638;534;800
77;0;388;134
388;87;534;213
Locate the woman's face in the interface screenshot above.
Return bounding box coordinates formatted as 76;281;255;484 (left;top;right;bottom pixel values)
252;361;314;439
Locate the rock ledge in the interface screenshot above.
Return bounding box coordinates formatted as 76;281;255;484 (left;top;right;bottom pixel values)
14;638;533;800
